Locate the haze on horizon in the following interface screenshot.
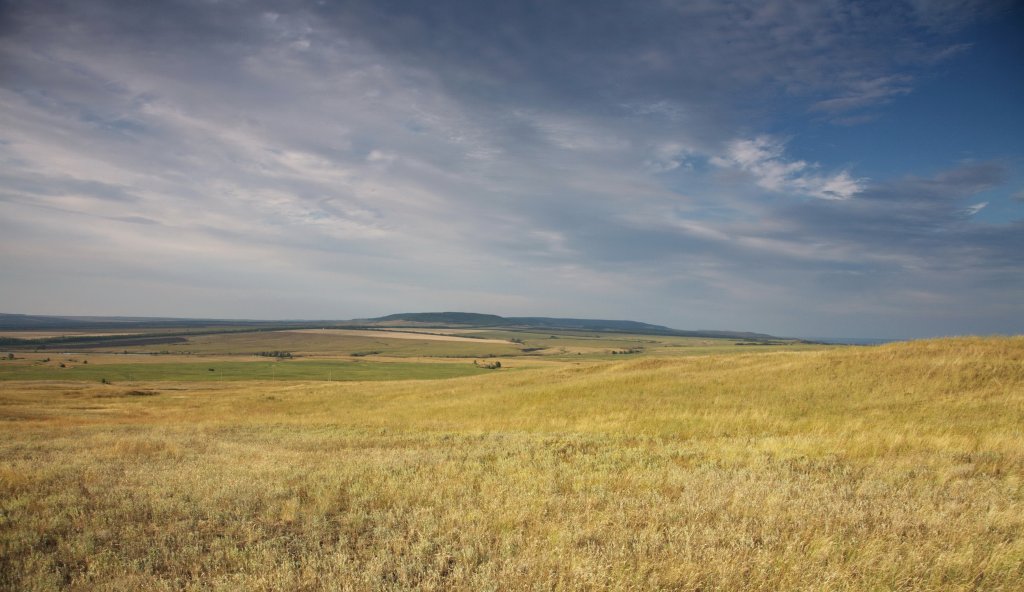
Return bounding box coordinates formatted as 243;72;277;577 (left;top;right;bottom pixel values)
1;0;1022;340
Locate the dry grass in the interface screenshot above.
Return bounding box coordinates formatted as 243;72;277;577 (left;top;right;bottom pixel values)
1;337;1022;590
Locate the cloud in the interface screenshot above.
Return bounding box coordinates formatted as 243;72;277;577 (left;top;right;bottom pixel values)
109;215;161;226
644;142;694;173
857;162;1008;203
907;0;1017;31
811;76;914;114
761;163;1019;269
366;150;396;165
711;136;865;200
964;202;988;216
0;171;140;203
0;0;1019;337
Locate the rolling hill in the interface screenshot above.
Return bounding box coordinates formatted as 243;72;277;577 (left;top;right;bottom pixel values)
363;312;785;341
0;311;790;343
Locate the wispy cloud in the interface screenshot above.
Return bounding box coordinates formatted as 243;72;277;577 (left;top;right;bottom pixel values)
0;0;1020;337
811;76;914;115
711;136;865;200
965;202;988;215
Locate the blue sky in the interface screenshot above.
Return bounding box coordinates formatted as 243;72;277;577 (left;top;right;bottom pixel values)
1;0;1022;338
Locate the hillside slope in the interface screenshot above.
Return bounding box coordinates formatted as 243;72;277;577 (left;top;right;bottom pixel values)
365;311;783;340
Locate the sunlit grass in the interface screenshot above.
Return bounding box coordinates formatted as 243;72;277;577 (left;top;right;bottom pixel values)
1;337;1022;590
0;358;488;382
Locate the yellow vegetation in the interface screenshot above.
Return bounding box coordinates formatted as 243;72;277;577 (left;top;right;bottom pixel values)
1;337;1022;590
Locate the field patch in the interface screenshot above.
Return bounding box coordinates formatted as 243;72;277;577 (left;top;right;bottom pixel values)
285;328;512;343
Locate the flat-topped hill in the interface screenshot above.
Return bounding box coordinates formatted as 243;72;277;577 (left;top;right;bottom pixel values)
364;311;783;340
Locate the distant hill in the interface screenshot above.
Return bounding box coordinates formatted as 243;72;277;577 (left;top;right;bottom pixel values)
0;313;273;331
0;311;789;342
364;312;784;341
368;312;508;326
0;313;98;330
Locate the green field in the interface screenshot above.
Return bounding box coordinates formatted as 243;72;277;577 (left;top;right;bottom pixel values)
8;327;820;361
1;325;812;384
150;330;527;358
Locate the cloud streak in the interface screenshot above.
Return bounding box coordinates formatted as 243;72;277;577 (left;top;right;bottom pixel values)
711;136;865;200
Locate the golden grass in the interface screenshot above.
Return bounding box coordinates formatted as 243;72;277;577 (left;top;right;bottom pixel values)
1;337;1022;590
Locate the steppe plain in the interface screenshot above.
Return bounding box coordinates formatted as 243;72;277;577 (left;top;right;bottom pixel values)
1;322;1021;590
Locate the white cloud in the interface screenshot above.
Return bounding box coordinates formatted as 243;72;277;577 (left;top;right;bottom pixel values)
711;136;865;200
965;202;988;215
644;142;694;173
366;150;396;164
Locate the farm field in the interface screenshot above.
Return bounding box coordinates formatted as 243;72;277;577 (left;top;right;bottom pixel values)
284;329;512;344
0;325;816;383
3;325;823;361
1;336;1022;590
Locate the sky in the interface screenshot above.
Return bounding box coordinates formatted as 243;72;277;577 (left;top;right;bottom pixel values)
1;0;1022;339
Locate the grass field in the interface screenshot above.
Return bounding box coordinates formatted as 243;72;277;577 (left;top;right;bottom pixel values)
1;337;1022;590
0;358;490;382
85;329;529;358
6;326;819;360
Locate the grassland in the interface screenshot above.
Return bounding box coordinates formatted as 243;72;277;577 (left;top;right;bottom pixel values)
19;327;818;360
63;329;528;358
1;337;1022;590
0;358;489;382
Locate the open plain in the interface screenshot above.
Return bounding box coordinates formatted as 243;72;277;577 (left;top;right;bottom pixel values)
1;330;1022;591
